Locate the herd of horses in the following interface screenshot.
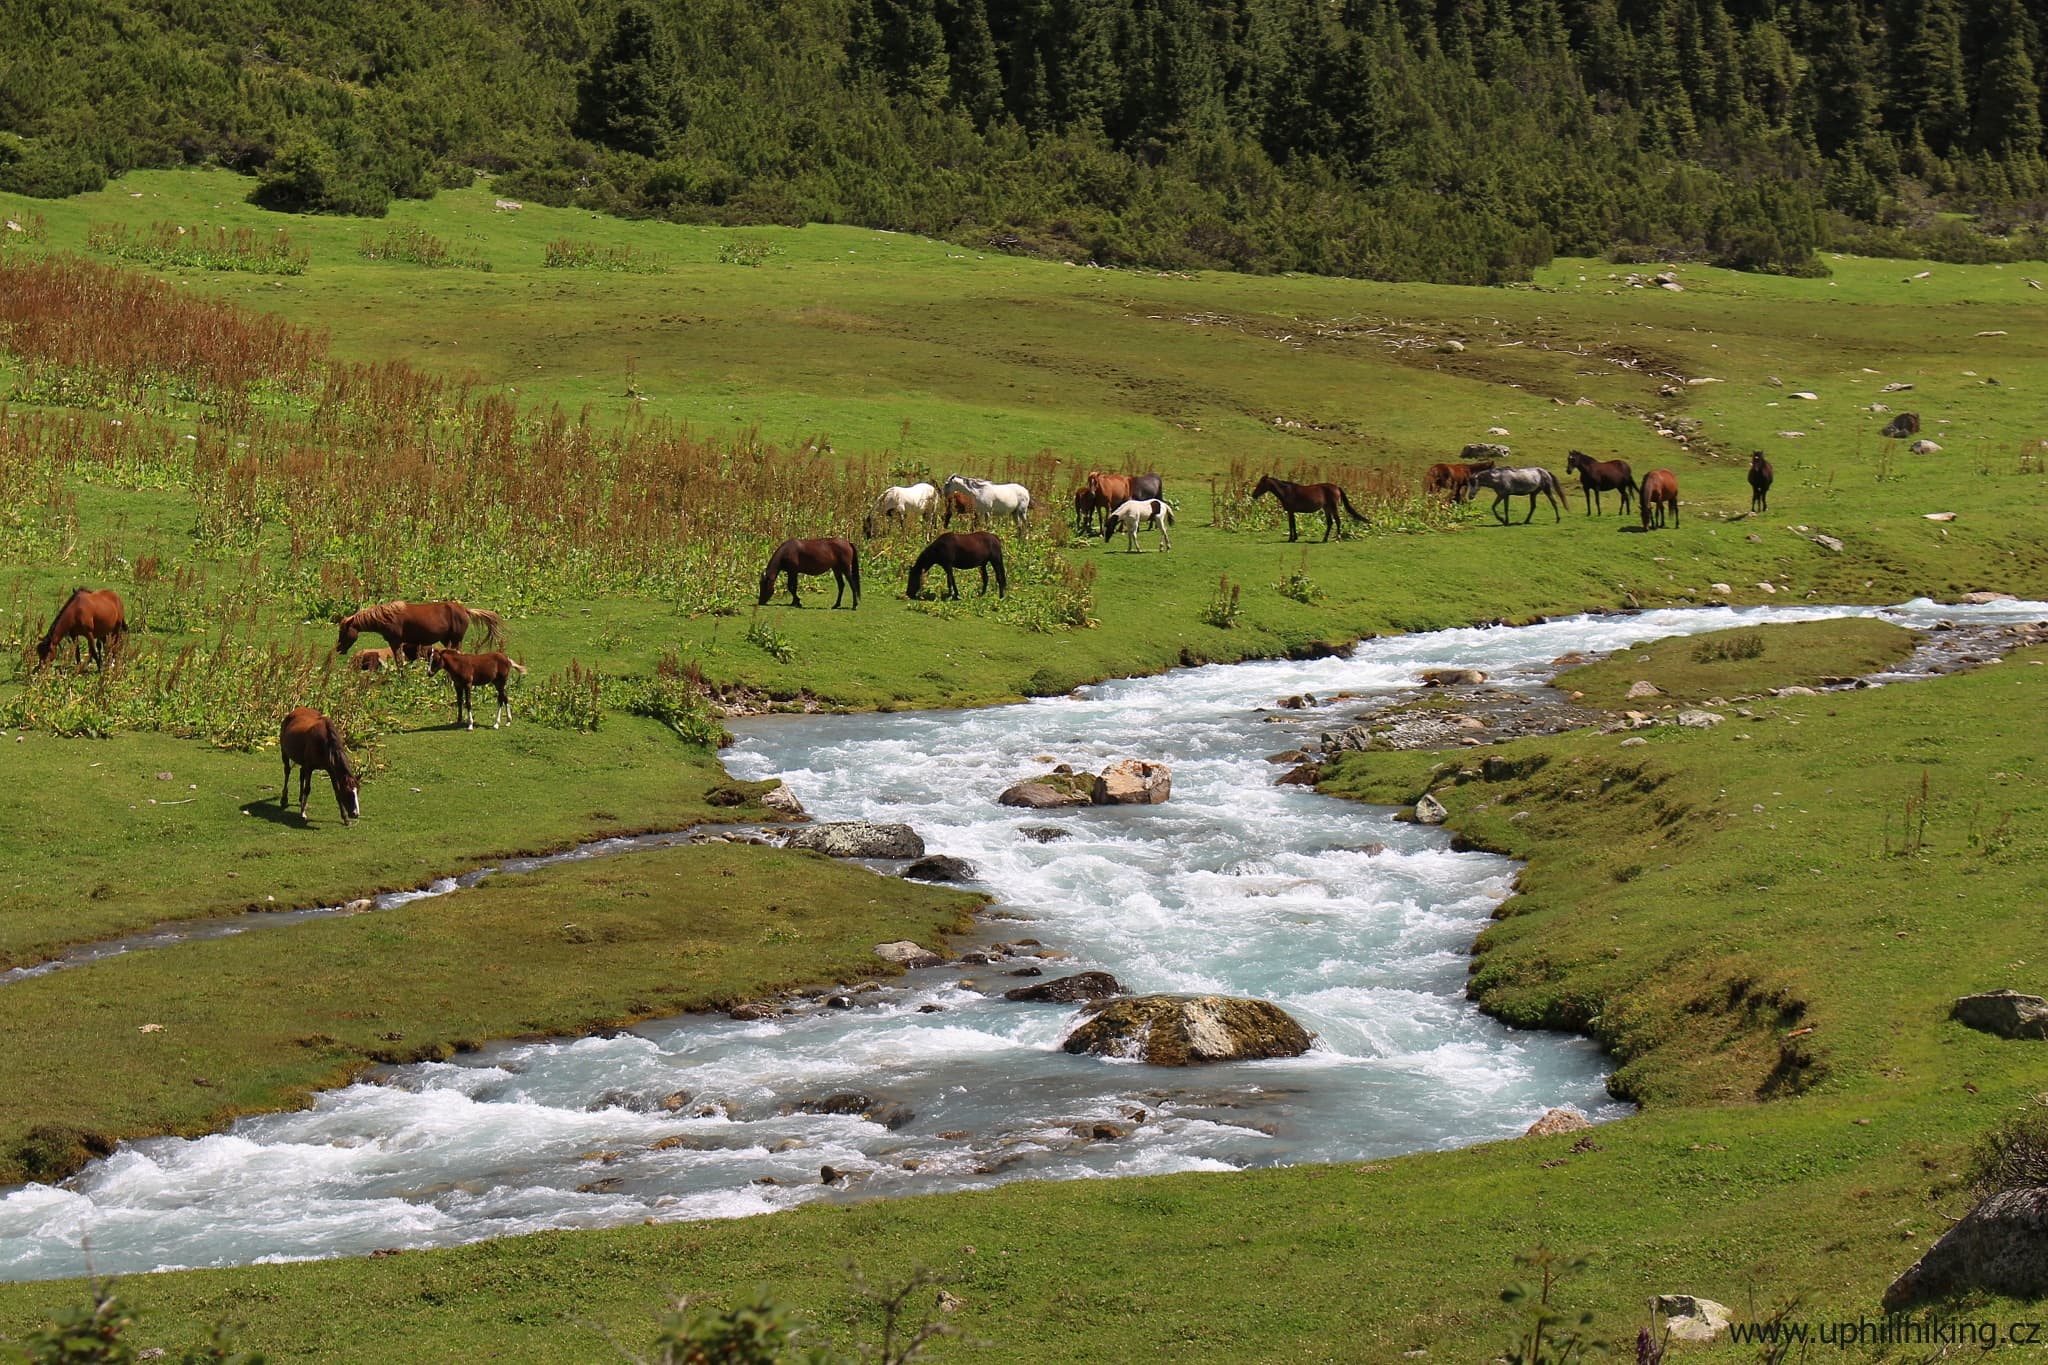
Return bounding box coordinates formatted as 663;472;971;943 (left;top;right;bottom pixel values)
29;447;1780;824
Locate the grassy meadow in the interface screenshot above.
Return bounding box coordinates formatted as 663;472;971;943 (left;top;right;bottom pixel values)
0;168;2045;1358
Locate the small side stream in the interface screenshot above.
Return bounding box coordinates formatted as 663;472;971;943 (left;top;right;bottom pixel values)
1;598;2040;1281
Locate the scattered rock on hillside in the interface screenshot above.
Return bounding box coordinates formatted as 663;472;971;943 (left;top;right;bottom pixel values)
874;941;945;970
1675;710;1724;728
758;783;806;818
1094;759;1172;805
903;854;977;883
785;822;924;859
1004;971;1125;1003
1812;534;1844;553
1627;680;1662;699
1062;994;1315;1065
1952;990;2048;1040
1413;793;1449;825
1912;439;1943;455
1654;1295;1732;1343
1884;1186;2048;1310
1524;1108;1593;1138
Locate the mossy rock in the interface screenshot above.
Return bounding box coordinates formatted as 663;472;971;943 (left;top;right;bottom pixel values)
1061;994;1315;1065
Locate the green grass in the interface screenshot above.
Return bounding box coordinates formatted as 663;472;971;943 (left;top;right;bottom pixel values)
1555;617;1921;707
0;841;976;1186
2;169;2048;1359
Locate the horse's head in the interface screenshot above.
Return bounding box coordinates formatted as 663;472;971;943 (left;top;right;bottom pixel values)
861;512;877;539
338;769;362;824
424;646;447;675
1750;450;1768;469
905;562;926;599
757;558;780;606
1566;450;1587;473
1250;474;1277;500
335;616;359;653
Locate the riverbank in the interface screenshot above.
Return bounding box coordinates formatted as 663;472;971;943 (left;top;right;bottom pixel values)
5;611;2045;1358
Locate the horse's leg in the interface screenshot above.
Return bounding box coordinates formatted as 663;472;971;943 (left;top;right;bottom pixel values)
1286;510;1298;542
977;564;990;596
1159;517;1170;551
944;565;960;600
281;755;291;809
299;766;313;820
494;680;508;729
831;570;844;609
786;569;802;608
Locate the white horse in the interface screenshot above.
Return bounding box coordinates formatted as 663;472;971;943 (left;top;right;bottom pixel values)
1103;497;1174;552
864;482;937;537
942;473;1032;533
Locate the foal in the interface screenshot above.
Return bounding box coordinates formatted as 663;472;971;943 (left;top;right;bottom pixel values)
428;647;527;729
279;707;360;825
1748;451;1774;513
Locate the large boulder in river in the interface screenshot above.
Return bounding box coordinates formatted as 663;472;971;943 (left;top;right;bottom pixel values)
785;822;924;859
998;771;1094;809
902;854;976;883
1952;990;2048;1040
1005;971;1124;1004
1062;994;1314;1065
1884;1186;2048;1310
1093;759;1172;805
874;941;944;969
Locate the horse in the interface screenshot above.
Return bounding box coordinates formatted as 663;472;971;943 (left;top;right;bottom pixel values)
1103;498;1175;552
942;487;980;529
1083;470;1164;509
336;600;502;657
1564;451;1637;516
1424;460;1494;503
1471;466;1565;524
863;482;936;538
426;647;527;729
758;537;860;609
941;474;1032;533
279;707;360;825
1073;486;1107;535
350;647;398;672
908;532;1006;600
1249;474;1369;542
1748;451;1774;513
1639;469;1680;530
36;588;126;669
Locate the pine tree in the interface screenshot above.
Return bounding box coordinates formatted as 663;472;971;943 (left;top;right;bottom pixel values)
574;1;681;156
1887;0;1968;157
1971;0;2043;158
1798;0;1876;156
941;0;1004;126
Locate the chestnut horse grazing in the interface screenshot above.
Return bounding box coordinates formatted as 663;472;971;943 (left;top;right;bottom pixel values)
942;488;980;529
1424;460;1494;503
908;532;1006;600
336;600;502;657
37;588;127;668
758;537;860;609
1565;451;1637;516
1250;475;1369;542
427;647;527;729
1748;451;1774;513
1639;468;1681;529
279;707;360;825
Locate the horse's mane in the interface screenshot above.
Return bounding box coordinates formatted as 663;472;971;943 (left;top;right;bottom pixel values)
327;726;356;782
344;600;410;632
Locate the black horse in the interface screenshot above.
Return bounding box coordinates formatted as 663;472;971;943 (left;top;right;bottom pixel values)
907;532;1006;600
758;537;860;609
1748;451;1774;513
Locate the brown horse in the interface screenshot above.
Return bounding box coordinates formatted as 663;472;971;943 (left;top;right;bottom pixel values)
1073;486;1107;535
427;647;527;729
1083;471;1164;510
336;600;502;657
37;588;127;669
1249;475;1369;542
1748;451;1774;513
350;647;398;672
908;532;1006;600
279;707;360;825
758;537;860;609
1565;451;1637;516
1639;469;1680;529
941;488;979;529
1424;460;1494;503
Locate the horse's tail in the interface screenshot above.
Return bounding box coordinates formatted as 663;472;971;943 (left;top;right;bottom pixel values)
468;607;505;649
1339;490;1369;525
508;658;527;675
1159;499;1175;526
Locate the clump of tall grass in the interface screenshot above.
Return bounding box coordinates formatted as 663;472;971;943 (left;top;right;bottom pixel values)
86;220;309;275
358;224;491;271
543;237;664;273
